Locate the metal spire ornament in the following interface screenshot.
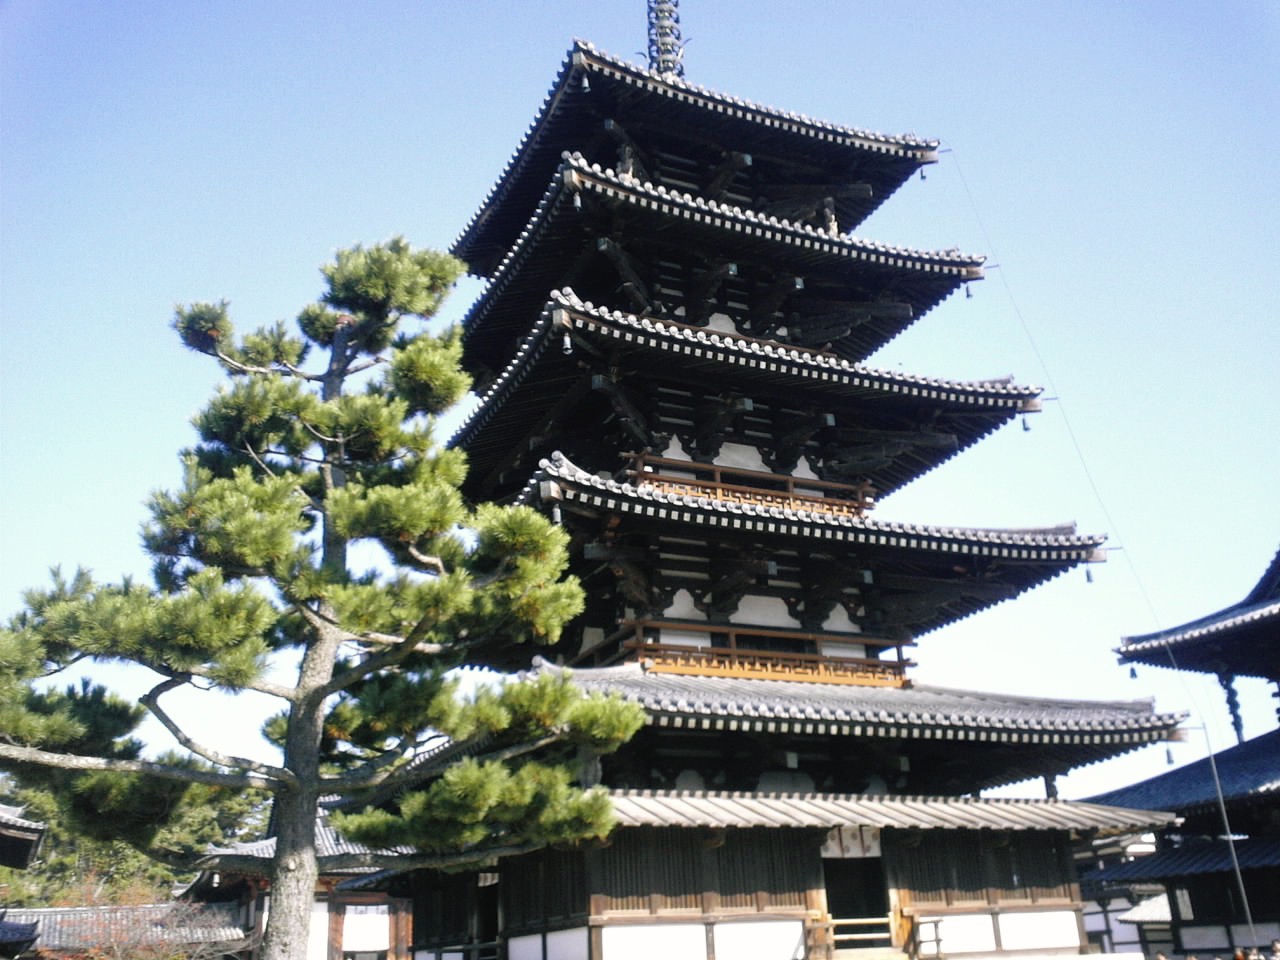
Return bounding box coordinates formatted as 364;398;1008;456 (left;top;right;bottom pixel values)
647;0;685;78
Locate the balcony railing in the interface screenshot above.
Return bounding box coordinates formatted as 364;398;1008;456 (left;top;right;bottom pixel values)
607;618;912;687
626;453;875;518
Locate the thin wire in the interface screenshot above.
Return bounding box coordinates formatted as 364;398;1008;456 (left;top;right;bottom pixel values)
943;142;1255;942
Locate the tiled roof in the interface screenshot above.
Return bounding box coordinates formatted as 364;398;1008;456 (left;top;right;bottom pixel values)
454;41;937;275
462;153;982;375
549;660;1183;746
1116;894;1170;924
561;155;985;276
1087;727;1280;812
1117;545;1280;680
607;789;1172;833
4;903;245;952
1091;836;1280;883
533;451;1105;563
452;289;1040;499
207;813;409;869
0;804;43;834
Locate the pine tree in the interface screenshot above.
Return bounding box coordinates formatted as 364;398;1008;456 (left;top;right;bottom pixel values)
0;238;644;960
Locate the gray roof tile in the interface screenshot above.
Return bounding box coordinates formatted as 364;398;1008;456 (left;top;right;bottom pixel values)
608;788;1172;832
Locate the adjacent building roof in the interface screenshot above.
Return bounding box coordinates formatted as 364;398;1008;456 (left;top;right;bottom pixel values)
553;660;1182;747
3;903;246;954
461;153;983;378
1117;545;1280;680
1091;836;1280;883
1116;894;1170;924
454;289;1041;499
454;41;939;276
607;788;1173;833
1086;727;1280;814
0;803;44;870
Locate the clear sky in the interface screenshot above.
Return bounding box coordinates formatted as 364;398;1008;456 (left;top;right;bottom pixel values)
2;0;1278;799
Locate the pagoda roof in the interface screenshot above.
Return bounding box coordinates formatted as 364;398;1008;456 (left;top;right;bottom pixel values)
1089;837;1280;883
1117;545;1280;680
553;660;1181;748
454;41;939;277
528;451;1104;636
461;153;984;378
608;788;1172;834
1086;726;1280;815
453;289;1041;500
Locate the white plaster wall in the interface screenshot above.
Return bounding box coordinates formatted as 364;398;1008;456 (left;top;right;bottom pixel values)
663;588;703;621
820;640;866;659
793;456;819;481
716;442;768;472
918;914;995;955
545;928;590;960
820;605;859;634
661;437;691;460
997;910;1080;950
343;904;390;951
730;594;796;628
307;901;329;960
706;313;735;335
661;630;711;650
713;919;805;959
601;923;706;960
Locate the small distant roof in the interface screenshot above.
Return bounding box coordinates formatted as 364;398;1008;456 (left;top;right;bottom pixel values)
3;903;245;953
455;41;939;276
1087;727;1280;814
1093;836;1280;883
0;803;45;870
1117;545;1280;680
608;788;1171;833
1116;893;1170;924
550;660;1182;747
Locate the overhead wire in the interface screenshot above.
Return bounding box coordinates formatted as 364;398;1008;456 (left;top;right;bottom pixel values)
942;142;1257;944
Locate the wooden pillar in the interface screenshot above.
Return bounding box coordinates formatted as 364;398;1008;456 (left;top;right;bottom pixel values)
326;900;345;960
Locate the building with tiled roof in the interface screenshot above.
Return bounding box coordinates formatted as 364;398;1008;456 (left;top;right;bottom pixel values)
396;6;1185;960
1118;545;1280;742
3;903;247;958
1081;547;1280;955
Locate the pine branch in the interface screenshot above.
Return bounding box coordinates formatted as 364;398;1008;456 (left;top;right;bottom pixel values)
140;678;294;783
0;742;286;791
214;350;316;381
331;732;565;799
204;840;547;876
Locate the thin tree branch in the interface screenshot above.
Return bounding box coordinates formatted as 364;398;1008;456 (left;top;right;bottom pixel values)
214;350;318;381
0;742;286;791
405;545;445;575
203;840;548;876
333;732;565;798
140;677;294;782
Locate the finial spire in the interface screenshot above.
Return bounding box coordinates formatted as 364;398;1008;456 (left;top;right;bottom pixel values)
647;0;685;78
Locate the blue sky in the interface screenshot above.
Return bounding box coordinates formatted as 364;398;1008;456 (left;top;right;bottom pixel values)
2;1;1278;798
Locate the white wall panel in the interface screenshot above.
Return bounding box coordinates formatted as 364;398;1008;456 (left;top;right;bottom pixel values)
713;919;805;960
601;923;706;960
997;910;1079;950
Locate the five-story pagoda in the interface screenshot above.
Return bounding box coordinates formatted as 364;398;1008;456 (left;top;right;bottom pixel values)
424;9;1184;960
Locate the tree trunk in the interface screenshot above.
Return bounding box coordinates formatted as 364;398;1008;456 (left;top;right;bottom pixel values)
260;783;321;960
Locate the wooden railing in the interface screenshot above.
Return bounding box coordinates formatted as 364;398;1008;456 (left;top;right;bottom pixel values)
609;619;912;687
626;453;875;518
